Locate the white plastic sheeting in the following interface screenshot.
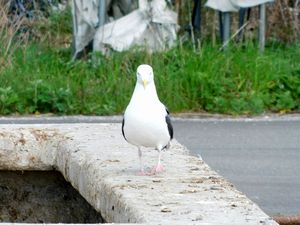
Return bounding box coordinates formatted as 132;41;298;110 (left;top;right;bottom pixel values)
205;0;274;12
71;0;100;59
232;0;274;8
93;0;178;54
71;0;178;58
71;0;138;59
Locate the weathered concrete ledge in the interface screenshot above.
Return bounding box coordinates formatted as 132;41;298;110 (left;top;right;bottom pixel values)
0;123;278;224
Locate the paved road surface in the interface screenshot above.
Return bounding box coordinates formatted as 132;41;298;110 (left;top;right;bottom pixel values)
1;115;299;216
174;116;300;217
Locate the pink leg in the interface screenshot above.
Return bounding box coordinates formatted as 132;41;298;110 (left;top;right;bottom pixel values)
151;163;165;174
151;150;165;174
137;147;153;176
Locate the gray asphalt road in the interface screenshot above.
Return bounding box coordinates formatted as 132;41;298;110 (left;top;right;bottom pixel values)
173;117;300;217
1;115;299;216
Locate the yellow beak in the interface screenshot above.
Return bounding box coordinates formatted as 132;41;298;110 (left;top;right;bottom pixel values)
142;80;148;89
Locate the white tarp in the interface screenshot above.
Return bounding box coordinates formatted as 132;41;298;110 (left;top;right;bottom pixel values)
71;0;138;59
93;0;178;54
205;0;274;12
71;0;100;59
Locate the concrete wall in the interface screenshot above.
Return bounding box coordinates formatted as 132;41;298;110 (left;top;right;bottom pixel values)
0;124;278;224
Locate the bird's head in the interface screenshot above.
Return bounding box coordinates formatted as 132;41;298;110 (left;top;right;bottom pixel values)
136;64;154;89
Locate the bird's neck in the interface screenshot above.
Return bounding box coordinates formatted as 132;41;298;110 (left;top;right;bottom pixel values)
131;83;160;103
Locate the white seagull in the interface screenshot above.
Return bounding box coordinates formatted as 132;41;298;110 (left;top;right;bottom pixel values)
122;64;173;175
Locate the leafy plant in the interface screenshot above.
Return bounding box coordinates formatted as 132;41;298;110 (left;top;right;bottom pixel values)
0;87;19;114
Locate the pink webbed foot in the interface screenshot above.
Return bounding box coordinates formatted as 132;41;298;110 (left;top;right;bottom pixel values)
151;163;165;174
137;170;153;176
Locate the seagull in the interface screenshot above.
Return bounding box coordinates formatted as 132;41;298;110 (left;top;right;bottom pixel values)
122;64;173;175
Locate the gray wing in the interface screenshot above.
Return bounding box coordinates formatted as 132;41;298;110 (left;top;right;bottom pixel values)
165;107;173;140
122;117;127;141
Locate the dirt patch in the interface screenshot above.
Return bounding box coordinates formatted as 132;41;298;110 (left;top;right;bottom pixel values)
0;170;104;223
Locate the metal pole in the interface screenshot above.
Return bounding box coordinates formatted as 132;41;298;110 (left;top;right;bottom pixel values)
219;21;249;51
238;8;246;41
98;0;106;27
219;11;223;42
192;0;202;35
259;3;266;53
223;12;230;47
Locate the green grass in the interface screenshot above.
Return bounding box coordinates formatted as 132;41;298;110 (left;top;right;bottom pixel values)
1;4;299;116
0;41;299;115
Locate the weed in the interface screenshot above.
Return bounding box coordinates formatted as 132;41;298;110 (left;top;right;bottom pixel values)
0;87;19;114
0;2;29;73
1;41;300;115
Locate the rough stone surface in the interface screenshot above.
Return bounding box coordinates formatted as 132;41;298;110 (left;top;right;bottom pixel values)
0;124;278;224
